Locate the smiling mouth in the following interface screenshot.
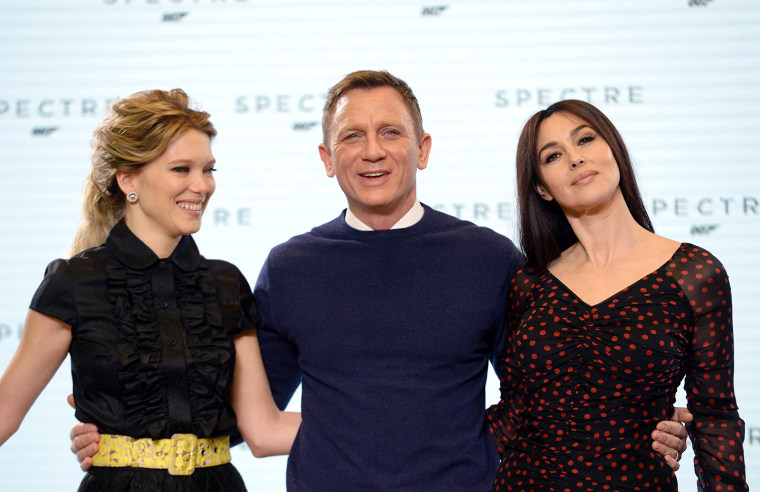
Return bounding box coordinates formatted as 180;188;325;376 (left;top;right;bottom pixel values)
178;202;203;211
360;172;388;178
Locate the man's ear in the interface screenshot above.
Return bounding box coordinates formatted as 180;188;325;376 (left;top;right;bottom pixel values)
416;133;432;171
318;143;335;177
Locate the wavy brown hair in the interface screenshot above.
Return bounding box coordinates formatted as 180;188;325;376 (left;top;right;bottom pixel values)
70;88;216;256
516;99;653;272
321;70;424;145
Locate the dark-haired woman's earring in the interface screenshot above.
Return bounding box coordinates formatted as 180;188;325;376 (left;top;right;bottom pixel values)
126;191;139;203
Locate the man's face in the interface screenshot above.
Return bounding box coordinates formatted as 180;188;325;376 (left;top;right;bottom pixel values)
318;86;431;230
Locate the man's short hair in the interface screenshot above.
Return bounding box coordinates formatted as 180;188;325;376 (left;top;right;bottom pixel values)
321;70;425;145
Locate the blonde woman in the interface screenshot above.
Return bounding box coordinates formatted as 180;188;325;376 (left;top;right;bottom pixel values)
0;89;300;491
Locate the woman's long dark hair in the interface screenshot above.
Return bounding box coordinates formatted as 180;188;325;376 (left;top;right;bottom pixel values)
515;99;653;272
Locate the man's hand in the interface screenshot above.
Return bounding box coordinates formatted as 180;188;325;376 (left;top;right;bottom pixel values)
67;393;100;472
651;407;693;471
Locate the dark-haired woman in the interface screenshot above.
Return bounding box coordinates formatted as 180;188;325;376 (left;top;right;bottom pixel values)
488;100;747;491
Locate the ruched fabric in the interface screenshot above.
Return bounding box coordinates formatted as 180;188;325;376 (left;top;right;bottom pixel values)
30;220;259;491
487;243;747;492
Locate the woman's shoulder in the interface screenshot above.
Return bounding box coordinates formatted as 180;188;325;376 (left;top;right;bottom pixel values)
509;263;546;292
666;242;731;311
42;244;110;279
670;242;728;275
202;257;247;278
200;258;254;294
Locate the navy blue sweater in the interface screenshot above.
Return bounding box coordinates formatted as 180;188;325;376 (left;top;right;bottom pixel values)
254;205;524;491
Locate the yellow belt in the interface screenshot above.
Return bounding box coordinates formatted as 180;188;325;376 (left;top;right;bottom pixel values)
91;433;231;476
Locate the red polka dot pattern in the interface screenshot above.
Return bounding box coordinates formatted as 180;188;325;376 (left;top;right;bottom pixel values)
486;243;747;491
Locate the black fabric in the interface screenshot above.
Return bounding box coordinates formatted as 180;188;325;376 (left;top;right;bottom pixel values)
30;220;258;490
488;243;747;491
77;463;247;492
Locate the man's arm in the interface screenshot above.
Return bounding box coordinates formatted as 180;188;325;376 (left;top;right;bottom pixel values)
489;241;525;378
253;258;302;409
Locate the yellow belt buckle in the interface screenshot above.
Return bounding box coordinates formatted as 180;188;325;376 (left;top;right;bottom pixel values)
167;433;199;475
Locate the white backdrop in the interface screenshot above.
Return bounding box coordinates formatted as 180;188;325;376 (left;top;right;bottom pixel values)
0;1;757;490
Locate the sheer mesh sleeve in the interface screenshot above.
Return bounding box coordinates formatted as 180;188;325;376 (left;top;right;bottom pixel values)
485;269;529;458
678;245;747;491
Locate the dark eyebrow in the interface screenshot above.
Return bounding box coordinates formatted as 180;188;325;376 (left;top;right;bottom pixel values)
538;124;591;157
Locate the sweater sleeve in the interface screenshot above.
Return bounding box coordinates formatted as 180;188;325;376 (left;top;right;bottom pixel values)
254;255;302;410
488;240;526;378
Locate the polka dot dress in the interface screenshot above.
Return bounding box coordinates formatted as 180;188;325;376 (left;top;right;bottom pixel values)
487;243;747;491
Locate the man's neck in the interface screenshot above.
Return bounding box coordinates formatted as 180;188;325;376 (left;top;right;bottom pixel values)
345;201;424;231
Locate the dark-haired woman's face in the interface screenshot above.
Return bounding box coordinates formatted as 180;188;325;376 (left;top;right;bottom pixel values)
534;112;620;215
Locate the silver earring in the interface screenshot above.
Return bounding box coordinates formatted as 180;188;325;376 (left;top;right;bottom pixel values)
126;191;139;203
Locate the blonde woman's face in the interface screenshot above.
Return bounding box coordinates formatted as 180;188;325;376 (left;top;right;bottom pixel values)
121;129;216;248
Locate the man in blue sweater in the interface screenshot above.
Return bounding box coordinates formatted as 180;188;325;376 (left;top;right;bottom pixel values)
252;70;690;491
69;70;689;490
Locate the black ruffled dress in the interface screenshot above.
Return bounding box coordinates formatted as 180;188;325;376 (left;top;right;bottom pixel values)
30;220;257;491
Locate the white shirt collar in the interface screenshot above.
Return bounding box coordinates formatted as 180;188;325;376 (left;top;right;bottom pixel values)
344;201;424;231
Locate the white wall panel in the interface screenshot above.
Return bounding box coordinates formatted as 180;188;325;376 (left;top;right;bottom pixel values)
0;1;757;489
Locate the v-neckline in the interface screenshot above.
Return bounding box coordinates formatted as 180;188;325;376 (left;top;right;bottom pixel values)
544;243;685;308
